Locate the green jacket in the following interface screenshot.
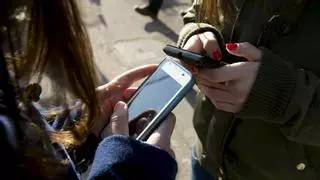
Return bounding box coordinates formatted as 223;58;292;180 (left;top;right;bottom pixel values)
178;0;320;180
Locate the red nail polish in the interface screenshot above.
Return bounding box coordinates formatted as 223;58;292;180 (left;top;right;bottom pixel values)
212;50;222;61
191;66;198;74
226;43;238;51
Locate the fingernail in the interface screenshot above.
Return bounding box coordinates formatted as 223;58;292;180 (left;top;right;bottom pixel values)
191;66;198;74
114;101;126;111
212;50;222;61
226;43;238;51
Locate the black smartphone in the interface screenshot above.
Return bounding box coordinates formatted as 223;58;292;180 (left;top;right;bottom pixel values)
163;44;227;68
127;59;195;141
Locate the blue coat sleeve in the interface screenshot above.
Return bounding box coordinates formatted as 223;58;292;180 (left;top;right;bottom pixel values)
88;135;178;180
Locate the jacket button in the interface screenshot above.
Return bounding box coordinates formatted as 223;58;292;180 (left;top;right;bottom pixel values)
296;163;306;171
202;96;206;101
219;167;224;175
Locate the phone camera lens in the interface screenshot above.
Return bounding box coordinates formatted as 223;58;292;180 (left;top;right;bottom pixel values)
182;73;185;76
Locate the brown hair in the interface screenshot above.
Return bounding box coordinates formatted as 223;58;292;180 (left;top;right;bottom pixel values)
1;0;100;178
25;0;99;145
196;0;236;28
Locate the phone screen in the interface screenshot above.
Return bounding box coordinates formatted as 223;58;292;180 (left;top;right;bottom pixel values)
128;60;192;125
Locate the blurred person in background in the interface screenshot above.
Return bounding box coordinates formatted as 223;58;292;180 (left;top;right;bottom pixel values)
180;0;199;24
178;0;320;180
134;0;163;18
0;0;177;179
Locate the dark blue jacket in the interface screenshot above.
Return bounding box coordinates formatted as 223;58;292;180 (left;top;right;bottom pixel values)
89;135;177;180
0;117;177;180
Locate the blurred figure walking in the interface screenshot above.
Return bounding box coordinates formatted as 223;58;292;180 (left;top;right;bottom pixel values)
134;0;163;18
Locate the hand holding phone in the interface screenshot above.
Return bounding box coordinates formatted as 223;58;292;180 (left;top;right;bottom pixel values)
127;59;195;141
163;45;227;68
163;45;246;69
101;100;176;158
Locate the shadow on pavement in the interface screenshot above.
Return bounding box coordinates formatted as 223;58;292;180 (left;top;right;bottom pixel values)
89;0;101;6
141;0;190;10
144;19;179;43
87;0;107;28
161;0;190;11
86;14;108;28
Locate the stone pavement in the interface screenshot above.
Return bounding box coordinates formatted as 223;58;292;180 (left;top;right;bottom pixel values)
79;0;197;179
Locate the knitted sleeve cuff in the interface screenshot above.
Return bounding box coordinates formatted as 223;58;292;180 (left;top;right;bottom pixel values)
177;23;225;49
237;47;297;124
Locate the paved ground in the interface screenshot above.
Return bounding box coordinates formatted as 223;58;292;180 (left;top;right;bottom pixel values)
79;0;197;179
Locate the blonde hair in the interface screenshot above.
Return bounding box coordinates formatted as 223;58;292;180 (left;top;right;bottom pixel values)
196;0;236;28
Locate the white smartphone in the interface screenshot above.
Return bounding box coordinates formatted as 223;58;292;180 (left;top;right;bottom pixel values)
128;58;195;141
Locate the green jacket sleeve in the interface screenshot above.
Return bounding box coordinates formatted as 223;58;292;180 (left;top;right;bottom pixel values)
237;47;320;146
177;23;225;49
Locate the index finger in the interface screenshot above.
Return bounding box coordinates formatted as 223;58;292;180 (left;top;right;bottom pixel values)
100;64;157;91
197;62;247;83
115;64;157;83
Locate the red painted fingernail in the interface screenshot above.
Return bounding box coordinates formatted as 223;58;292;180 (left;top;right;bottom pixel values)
226;43;238;51
191;66;198;74
212;50;222;61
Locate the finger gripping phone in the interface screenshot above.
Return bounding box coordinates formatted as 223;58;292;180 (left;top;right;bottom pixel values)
163;44;246;67
128;59;195;141
163;45;225;68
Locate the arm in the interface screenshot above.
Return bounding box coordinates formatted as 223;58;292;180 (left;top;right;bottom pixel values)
237;47;320;146
178;15;320;146
88;135;178;180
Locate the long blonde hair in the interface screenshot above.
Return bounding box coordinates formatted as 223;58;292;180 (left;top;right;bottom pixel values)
196;0;236;28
